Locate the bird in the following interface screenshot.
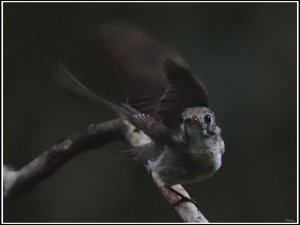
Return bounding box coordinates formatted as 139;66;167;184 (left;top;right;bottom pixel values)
55;22;225;206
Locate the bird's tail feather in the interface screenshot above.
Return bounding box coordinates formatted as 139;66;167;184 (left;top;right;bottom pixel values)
52;63;127;117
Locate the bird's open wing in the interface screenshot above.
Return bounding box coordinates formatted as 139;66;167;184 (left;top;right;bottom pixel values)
92;23;208;130
53;63;181;147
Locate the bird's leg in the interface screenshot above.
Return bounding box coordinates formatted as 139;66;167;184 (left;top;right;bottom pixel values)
164;185;200;209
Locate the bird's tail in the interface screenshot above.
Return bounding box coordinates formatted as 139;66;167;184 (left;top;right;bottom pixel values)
52;63;127;117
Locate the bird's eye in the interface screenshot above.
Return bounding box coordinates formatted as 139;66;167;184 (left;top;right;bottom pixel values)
204;114;212;124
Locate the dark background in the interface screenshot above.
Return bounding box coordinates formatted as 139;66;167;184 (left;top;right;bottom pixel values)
3;2;297;222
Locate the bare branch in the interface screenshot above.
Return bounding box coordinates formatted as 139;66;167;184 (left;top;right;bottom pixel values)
3;118;209;222
3;119;123;199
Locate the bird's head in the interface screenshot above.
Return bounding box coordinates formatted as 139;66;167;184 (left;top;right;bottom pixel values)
180;107;220;141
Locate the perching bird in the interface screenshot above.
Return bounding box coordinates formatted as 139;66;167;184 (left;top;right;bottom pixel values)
55;22;225;205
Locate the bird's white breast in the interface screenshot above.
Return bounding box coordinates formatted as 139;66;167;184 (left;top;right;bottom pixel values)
188;128;224;175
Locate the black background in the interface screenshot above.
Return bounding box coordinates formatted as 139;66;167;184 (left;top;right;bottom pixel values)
3;2;297;222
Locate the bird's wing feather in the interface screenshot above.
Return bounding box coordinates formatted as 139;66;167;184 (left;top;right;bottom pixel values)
53;63;181;147
157;58;208;129
93;23;168;116
92;23;208;130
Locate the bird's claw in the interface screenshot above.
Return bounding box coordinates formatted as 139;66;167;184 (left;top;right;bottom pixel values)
164;185;200;209
173;196;200;209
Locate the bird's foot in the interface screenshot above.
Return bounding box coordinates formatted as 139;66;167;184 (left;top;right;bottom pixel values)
165;185;200;209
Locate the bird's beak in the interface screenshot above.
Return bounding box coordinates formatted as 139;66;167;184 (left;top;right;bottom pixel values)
185;118;202;129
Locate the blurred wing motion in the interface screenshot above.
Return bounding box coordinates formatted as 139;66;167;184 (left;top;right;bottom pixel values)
91;23;208;130
52;63;180;146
